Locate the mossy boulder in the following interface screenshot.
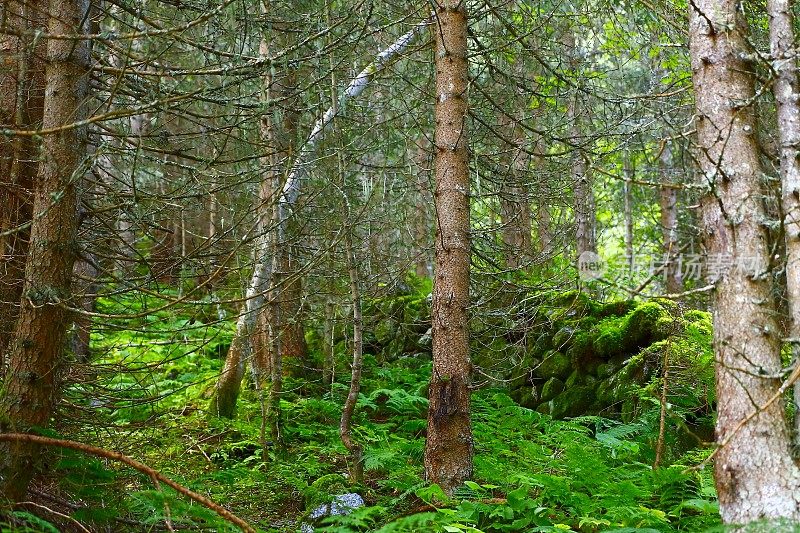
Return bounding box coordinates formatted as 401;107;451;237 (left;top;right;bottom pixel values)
551;386;595;418
535;350;572;380
540;377;565;402
623;302;677;348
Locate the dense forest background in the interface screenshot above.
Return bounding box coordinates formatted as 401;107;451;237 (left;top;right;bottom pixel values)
3;0;800;531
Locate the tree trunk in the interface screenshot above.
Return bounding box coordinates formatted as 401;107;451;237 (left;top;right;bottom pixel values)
658;141;683;293
340;234;364;483
0;0;89;501
210;18;427;417
0;0;45;363
623;156;634;271
424;1;473;494
689;0;800;523
564;32;596;259
498;114;532;269
767;0;800;451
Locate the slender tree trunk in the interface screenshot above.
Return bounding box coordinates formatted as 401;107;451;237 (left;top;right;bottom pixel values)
498;113;532;269
0;0;45;363
658;141;683;293
322;297;335;387
767;0;800;450
424;1;473;494
623;156;634;271
414;139;432;278
689;0;800;523
210;18;427;417
0;0;89;501
564;32;596;258
340;234;364;483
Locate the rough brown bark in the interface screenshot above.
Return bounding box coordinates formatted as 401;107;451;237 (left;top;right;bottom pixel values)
689;0;800;523
0;0;89;501
424;0;473;494
767;0;800;449
0;1;45;362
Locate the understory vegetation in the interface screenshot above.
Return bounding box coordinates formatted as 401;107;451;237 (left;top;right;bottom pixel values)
3;278;722;532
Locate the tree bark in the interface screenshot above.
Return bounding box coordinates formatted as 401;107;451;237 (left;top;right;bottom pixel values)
424;1;473;494
689;0;800;523
658;141;683;293
340;234;364;483
0;0;89;501
0;0;45;363
767;0;800;450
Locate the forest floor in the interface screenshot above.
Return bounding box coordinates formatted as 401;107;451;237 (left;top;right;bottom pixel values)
3;289;722;533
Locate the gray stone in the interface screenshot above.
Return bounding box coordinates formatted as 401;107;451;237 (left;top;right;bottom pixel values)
301;493;365;532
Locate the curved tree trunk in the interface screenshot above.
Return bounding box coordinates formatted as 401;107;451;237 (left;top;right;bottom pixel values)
0;0;89;501
689;0;800;523
424;1;473;494
210;18;428;417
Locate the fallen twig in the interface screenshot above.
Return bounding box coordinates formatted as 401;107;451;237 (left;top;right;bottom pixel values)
0;433;256;533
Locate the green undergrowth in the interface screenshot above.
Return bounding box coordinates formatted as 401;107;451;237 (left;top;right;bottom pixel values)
3;283;723;532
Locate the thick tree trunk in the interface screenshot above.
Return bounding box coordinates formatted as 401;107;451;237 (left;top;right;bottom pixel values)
0;1;45;363
424;1;473;494
767;0;800;450
689;0;800;523
340;235;364;483
0;0;89;502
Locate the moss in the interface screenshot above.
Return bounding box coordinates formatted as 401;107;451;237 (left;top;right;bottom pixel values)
623;302;674;348
684;310;712;337
535;350;572;380
549;290;601;320
565;370;581;389
540;377;564;402
552;325;578;351
596;363;613;380
597;300;636;318
535;401;552;416
592;326;625;359
551;386;595;418
567;332;594;363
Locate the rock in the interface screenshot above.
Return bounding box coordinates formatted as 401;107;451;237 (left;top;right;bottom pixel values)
301;493;365;533
540;377;564;402
551;386;595;419
535;350;571;380
596;363;613;379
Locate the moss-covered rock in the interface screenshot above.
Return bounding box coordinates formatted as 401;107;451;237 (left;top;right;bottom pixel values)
535;350;572;380
551;386;595;418
623;302;676;348
541;377;565;402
